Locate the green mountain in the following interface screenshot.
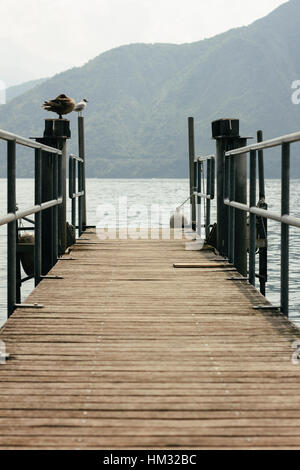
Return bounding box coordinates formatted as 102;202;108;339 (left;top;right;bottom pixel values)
5;78;48;103
0;0;299;178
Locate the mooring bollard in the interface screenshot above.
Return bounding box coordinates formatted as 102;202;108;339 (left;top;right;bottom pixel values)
212;118;248;277
35;119;71;274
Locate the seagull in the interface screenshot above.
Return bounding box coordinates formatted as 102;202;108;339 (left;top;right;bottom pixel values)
74;98;88;116
42;94;76;119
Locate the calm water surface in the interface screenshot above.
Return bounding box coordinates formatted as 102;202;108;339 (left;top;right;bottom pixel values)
0;179;300;327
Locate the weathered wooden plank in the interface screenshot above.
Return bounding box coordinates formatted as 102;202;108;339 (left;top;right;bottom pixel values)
0;435;300;449
1;409;300;419
0;229;300;449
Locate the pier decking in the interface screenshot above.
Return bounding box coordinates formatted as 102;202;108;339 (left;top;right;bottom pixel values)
1;230;300;449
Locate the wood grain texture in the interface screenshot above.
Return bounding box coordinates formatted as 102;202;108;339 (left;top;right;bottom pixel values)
0;229;300;449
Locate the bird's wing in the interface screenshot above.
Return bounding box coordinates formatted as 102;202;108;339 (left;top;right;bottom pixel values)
42;96;75;113
74;103;85;111
42;99;63;110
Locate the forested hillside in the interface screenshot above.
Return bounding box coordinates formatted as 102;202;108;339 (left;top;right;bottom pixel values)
0;0;299;177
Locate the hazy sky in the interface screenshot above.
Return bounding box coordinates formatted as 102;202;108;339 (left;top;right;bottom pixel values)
0;0;287;86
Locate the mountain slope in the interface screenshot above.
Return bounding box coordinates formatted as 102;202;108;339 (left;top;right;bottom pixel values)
0;0;299;177
5;78;48;103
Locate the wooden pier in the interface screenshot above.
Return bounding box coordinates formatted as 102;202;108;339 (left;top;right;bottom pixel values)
1;230;300;449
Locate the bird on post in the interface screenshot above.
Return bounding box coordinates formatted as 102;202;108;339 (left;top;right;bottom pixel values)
42;94;76;119
74;98;88;116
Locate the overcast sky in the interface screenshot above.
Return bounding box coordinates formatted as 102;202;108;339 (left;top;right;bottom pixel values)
0;0;287;86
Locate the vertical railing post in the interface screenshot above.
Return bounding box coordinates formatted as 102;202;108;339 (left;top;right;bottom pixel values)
196;161;201;236
69;158;76;228
34;148;42;286
188;118;196;231
234;140;248;277
16;250;21;305
228;156;236;264
78;159;83;237
58;133;68;255
281;143;290;316
41;150;53;273
257;130;265;201
78;116;87;230
7;140;17;317
209;157;215;241
206;160;211;239
249;150;257;286
224;153;230;258
257;130;268;296
52;154;59;264
196;161;201;235
73;159;76;229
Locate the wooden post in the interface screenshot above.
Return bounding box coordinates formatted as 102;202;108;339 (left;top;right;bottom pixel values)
212;119;240;256
212;119;248;276
35;119;71;274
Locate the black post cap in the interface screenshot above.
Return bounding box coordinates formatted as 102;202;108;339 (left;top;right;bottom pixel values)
212;119;240;139
43;119;71;139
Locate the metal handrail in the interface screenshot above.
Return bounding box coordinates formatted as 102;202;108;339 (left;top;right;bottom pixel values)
193;154;215;237
225;130;300;155
0;128;63;316
0;199;63;227
224;132;300;316
0;129;62;154
69;153;84;163
69;154;85;236
196;154;215;162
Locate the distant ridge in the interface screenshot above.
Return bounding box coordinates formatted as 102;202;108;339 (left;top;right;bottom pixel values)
0;0;299;177
5;78;48;103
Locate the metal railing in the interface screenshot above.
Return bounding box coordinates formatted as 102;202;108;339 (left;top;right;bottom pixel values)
194;155;215;238
188;118;216;238
1;116;88;319
69;154;85;237
224;130;300;316
0;129;63;316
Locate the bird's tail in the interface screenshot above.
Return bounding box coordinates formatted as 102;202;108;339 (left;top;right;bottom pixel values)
42;101;53;111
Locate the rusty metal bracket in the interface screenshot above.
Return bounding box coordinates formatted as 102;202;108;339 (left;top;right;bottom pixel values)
41;275;64;280
253;304;280;310
15;303;44;309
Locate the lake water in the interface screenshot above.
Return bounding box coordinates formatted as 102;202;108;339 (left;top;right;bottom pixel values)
0;178;300;328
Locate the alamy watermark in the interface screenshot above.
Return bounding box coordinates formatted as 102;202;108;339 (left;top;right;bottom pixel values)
291;80;300;104
0;80;6;105
95;197;202;242
0;340;8;365
291;340;300;365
